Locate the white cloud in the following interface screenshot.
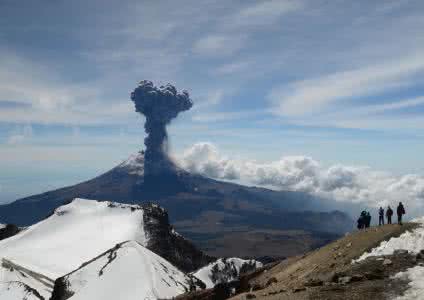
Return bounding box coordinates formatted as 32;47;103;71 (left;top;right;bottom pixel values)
181;142;239;180
192;90;225;110
282;95;424;131
7;135;25;145
357;96;424;115
213;61;251;75
192;0;303;58
0;51;95;113
191;109;264;123
270;54;424;117
6;124;33;145
192;34;246;57
178;142;424;216
0;50;137;125
233;0;304;27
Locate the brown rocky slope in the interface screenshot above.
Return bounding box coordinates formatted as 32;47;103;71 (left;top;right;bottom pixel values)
177;223;422;300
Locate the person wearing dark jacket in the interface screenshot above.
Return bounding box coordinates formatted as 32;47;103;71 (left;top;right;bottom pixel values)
357;215;363;230
378;207;384;226
357;211;366;230
397;202;406;225
386;206;393;224
365;211;371;228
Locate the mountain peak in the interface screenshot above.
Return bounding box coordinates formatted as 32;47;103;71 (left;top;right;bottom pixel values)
51;240;199;300
115;151;189;179
116;151;145;176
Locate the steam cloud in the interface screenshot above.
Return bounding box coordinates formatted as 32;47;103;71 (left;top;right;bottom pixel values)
180;142;424;217
131;80;193;175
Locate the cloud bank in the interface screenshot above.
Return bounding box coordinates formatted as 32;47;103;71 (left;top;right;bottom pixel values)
179;142;424;215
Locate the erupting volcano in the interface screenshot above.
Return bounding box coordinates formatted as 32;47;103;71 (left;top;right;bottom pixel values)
131;80;193;176
0;80;353;260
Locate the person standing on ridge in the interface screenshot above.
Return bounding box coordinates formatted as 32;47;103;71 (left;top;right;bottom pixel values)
386;206;393;224
357;211;368;229
378;207;384;226
397;202;406;225
365;211;371;228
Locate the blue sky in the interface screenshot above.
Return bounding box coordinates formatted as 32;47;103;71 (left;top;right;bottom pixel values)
1;0;424;205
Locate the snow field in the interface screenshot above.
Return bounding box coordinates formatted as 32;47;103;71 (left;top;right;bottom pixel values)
64;241;191;300
0;198;147;278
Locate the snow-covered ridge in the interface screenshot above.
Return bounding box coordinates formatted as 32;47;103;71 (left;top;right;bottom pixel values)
0;257;55;300
55;240;195;300
192;258;262;289
0;198;215;300
0;197;266;299
0;198;147;278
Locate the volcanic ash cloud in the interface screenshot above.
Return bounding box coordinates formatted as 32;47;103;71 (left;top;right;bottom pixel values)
131;80;193;176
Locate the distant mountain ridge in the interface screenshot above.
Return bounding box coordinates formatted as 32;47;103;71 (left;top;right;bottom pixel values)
0;152;354;258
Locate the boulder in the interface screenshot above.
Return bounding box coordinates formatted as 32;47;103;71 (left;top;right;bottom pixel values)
304;279;323;287
265;277;278;287
293;287;306;293
338;276;352;285
351;274;364;282
364;271;384;280
393;249;409;255
383;259;393;266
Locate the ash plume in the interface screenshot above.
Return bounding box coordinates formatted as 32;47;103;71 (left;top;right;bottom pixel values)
131;80;193;176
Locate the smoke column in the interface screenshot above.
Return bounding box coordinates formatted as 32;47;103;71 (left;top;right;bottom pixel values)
131;80;193;176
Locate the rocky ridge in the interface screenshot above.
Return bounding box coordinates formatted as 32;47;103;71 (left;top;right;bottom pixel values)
176;223;424;300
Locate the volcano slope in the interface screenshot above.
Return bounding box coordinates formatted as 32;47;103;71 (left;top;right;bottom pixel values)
0;152;353;259
216;222;423;300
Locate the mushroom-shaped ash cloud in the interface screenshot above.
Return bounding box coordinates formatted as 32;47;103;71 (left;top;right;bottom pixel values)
131;80;193;176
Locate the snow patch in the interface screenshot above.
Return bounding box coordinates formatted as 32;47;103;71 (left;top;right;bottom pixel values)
393;266;424;300
192;258;262;289
356;217;424;262
353;217;424;298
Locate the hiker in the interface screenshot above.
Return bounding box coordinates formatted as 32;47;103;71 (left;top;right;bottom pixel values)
397;202;406;225
386;206;393;224
357;215;363;230
357;211;366;230
378;207;384;226
365;211;371;228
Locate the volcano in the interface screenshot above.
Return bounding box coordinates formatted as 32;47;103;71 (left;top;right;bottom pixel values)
0;151;353;259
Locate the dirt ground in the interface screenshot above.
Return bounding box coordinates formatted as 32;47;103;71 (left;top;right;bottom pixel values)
229;223;419;300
